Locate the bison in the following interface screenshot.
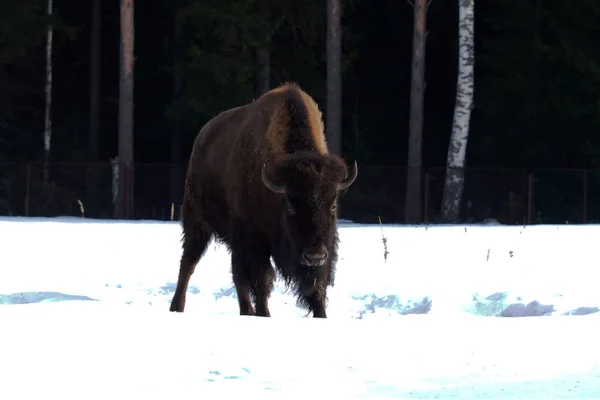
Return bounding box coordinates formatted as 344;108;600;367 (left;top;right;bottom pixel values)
169;82;358;318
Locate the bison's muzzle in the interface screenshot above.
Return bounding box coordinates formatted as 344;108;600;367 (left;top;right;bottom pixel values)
301;244;329;267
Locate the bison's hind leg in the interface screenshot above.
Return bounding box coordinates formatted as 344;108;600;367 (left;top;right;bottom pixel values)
170;221;212;313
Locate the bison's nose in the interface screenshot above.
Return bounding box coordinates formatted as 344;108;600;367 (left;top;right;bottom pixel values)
301;245;328;266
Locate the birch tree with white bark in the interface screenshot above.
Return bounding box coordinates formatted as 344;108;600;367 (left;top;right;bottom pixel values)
43;0;53;185
439;0;474;223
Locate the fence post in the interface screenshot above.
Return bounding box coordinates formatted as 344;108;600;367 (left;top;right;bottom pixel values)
24;163;31;216
124;163;135;219
423;169;429;225
583;168;588;223
527;172;533;225
126;164;131;219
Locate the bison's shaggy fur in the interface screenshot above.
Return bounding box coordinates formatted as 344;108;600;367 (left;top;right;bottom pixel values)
169;82;357;318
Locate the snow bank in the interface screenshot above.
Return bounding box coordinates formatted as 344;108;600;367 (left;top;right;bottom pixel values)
0;217;598;318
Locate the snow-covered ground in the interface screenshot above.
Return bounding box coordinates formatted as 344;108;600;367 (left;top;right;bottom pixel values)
0;216;599;399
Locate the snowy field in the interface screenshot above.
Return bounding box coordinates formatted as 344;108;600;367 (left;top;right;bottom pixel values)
0;216;599;399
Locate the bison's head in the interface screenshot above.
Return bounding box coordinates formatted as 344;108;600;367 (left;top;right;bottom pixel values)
261;152;358;267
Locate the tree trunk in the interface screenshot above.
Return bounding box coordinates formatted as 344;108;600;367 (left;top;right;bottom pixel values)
89;0;101;161
43;0;53;186
169;0;183;218
439;0;475;223
404;0;429;225
255;46;270;97
117;0;135;219
87;0;101;215
326;0;342;156
254;0;271;98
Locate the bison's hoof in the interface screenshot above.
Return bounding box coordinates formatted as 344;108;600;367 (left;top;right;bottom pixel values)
169;301;184;312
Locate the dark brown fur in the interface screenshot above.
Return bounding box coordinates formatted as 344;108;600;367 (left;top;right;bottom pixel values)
169;82;357;318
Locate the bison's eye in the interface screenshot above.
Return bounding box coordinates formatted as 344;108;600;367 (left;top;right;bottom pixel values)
330;202;337;214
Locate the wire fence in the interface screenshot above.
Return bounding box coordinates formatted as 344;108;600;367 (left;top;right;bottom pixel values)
0;161;598;225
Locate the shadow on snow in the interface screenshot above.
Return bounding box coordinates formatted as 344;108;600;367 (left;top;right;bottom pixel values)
0;291;97;305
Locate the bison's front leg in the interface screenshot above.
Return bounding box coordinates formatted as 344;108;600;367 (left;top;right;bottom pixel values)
233;280;256;316
231;227;275;317
232;264;274;317
307;294;327;318
301;282;328;318
231;227;274;317
231;254;256;316
252;264;275;317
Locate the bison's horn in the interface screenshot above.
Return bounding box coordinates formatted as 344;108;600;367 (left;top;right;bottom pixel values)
337;161;358;191
261;164;286;194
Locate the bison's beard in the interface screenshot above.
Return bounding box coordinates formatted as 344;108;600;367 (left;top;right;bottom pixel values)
271;233;338;305
271;237;329;285
294;262;330;295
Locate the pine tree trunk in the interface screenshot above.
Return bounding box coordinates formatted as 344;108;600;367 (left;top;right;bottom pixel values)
89;0;101;161
253;0;271;98
404;0;429;225
87;0;101;215
439;0;475;223
43;0;53;186
326;0;342;156
117;0;135;219
170;0;183;218
255;46;270;97
254;0;271;98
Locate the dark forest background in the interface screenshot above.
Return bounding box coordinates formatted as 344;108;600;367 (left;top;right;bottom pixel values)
1;0;600;224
